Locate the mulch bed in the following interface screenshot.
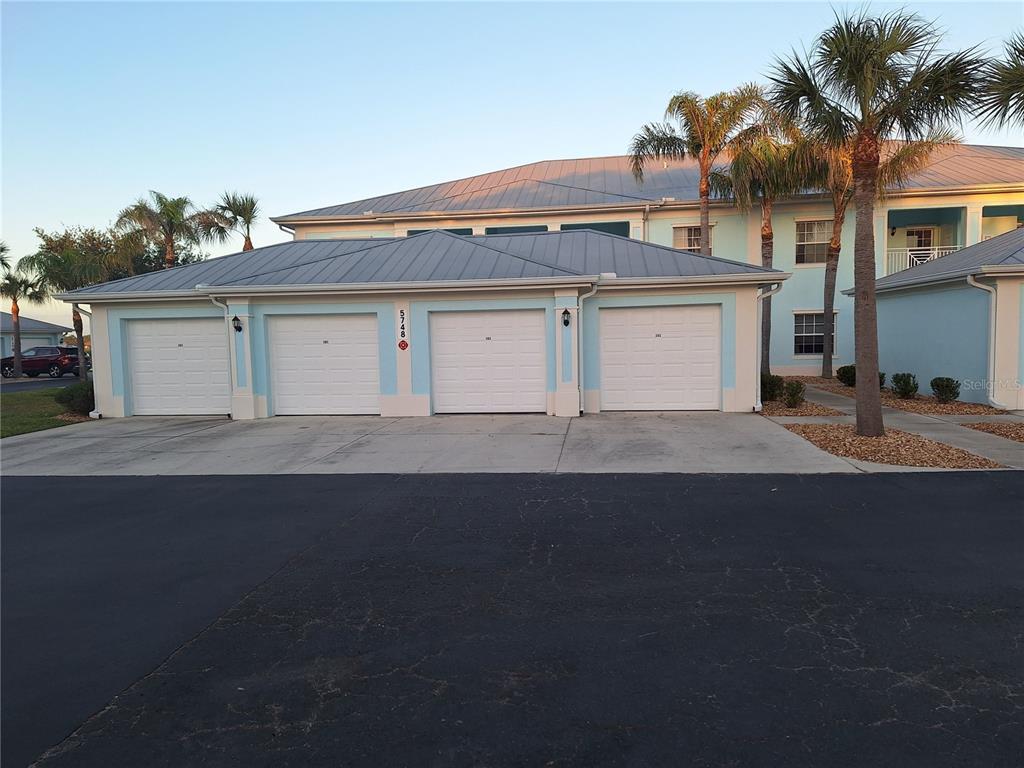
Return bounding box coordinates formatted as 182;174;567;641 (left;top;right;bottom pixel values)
963;422;1024;444
56;412;90;424
760;400;845;417
792;376;1006;416
784;424;1003;469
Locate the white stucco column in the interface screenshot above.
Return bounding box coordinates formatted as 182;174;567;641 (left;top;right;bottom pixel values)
227;301;257;420
553;290;581;417
993;279;1023;410
965;204;984;247
380;299;428;416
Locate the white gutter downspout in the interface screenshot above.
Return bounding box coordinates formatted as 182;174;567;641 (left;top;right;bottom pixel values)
966;274;1008;409
754;282;784;411
576;275;605;412
207;293;237;398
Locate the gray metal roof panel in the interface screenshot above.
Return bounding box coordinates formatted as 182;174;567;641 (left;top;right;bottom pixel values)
275;144;1024;221
0;312;72;334
873;228;1024;291
65;229;780;298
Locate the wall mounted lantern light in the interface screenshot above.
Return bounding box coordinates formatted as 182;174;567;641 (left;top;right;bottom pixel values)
232;316;243;333
561;309;571;327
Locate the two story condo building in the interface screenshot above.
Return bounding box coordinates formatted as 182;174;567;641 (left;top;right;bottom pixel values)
272;143;1024;374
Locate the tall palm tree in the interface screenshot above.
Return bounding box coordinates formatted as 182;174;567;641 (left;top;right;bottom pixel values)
20;229;115;380
794;136;955;379
201;192;260;251
978;32;1024;127
116;191;215;270
0;268;46;378
629;85;762;256
710;121;802;374
770;10;983;436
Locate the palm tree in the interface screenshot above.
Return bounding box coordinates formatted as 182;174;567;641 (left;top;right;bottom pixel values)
979;32;1024;127
710;121;802;374
770;10;983;436
629;85;762;256
0;268;46;378
0;241;9;272
116;191;215;269
201;192;260;251
794;136;955;379
20;229;115;380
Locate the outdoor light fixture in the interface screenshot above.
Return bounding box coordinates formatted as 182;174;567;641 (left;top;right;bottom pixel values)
232;316;243;333
561;309;571;327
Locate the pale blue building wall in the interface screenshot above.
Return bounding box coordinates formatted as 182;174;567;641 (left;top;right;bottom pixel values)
0;331;64;356
648;207;857;373
876;283;990;404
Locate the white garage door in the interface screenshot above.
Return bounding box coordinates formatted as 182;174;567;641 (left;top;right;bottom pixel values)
430;310;547;413
269;314;380;415
599;305;721;411
128;318;230;415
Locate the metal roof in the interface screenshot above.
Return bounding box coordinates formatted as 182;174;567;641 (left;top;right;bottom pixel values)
274;144;1024;222
873;228;1024;292
64;229;782;298
0;312;72;334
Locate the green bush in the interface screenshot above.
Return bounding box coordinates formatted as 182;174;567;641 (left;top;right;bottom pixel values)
835;365;856;387
782;380;806;408
891;372;919;399
54;381;94;415
930;377;961;403
761;373;784;402
835;365;886;389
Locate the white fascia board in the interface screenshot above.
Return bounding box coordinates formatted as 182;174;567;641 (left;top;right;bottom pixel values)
598;273;790;289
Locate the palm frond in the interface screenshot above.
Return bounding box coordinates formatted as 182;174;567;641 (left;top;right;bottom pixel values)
877;132;958;196
977;31;1024;127
628;123;688;181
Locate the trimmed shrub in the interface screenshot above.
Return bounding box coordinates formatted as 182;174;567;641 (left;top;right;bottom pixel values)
930;377;961;404
54;381;94;415
782;380;806;408
835;365;886;389
761;373;784;402
835;365;856;387
891;372;919;399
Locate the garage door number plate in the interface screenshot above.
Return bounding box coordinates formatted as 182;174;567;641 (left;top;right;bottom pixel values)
398;309;409;350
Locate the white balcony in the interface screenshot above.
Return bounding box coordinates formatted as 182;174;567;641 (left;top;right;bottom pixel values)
885;245;962;274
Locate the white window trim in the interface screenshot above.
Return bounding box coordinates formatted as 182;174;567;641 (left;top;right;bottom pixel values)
672;223;715;252
792;310;839;358
795;219;833;266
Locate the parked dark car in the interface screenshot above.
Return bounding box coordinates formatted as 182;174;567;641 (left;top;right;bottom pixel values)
0;346;90;378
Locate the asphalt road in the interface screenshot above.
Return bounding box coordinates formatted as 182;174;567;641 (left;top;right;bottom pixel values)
2;473;1022;767
0;375;84;392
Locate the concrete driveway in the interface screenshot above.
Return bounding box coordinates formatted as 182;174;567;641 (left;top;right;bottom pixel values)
0;412;857;474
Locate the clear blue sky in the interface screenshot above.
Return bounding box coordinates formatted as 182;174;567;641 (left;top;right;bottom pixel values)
3;1;1022;324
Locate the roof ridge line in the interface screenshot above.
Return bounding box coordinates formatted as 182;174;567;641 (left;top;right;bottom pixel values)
215;235;413;286
433;230;583;276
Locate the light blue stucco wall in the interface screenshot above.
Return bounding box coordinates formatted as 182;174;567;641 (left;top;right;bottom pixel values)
647;208;856;372
1;332;63;356
876;283;990;404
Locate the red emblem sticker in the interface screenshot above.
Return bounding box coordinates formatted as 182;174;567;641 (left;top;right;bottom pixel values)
398;340;409;351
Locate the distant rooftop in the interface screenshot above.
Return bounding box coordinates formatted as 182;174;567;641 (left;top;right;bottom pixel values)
64;229;783;299
273;144;1024;223
0;312;71;334
873;227;1024;292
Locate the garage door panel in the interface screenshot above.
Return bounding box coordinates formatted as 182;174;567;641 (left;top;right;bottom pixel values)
430;310;547;414
270;315;380;415
128;318;230;416
599;305;721;411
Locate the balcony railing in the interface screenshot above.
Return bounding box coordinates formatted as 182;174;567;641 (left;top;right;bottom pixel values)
885;245;962;274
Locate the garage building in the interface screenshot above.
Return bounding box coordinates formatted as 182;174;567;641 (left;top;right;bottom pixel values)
61;230;787;419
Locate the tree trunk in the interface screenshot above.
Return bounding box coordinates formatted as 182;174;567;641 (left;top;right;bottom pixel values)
11;298;22;377
698;162;711;256
72;303;87;380
164;239;176;269
242;233;254;251
851;135;884;437
821;199;847;379
760;198;774;376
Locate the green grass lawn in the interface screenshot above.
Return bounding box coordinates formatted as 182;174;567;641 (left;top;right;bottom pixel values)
1;389;77;438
